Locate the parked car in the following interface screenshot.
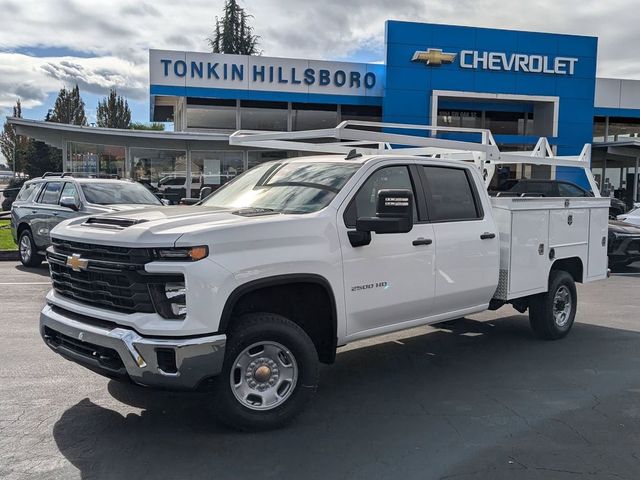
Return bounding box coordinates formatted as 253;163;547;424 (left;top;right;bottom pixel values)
11;174;164;267
1;177;28;211
40;147;608;430
492;179;628;217
618;207;640;227
608;220;640;267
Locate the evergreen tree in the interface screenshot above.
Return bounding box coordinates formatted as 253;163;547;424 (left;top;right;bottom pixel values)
96;89;131;129
207;0;259;55
23;139;62;178
49;84;87;126
1;99;28;171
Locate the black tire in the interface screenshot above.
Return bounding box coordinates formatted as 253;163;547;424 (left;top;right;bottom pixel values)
529;270;577;340
213;312;319;431
18;230;43;267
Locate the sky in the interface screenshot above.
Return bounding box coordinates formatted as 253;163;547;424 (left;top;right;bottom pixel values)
1;0;640;158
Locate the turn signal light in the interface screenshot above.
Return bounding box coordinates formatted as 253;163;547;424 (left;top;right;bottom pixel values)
155;246;209;261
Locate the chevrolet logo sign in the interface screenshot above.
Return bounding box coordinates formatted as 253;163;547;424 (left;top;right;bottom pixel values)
412;48;457;66
66;253;88;272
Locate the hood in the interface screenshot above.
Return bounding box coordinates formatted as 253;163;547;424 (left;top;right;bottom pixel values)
608;219;640;235
50;205;291;247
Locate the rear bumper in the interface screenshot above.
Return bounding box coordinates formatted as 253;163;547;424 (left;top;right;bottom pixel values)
40;304;226;390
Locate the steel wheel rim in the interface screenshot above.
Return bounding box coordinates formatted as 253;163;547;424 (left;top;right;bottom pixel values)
230;341;298;411
553;285;572;327
19;235;31;263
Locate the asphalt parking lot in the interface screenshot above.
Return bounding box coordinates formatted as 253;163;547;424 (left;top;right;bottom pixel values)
1;261;640;480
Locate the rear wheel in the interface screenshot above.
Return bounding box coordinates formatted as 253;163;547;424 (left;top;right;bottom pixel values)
213;312;319;431
18;230;43;267
529;270;577;340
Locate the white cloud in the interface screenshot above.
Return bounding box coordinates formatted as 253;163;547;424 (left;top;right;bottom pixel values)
0;0;640;118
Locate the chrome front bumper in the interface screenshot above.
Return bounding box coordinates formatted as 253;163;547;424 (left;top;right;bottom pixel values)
40;304;226;390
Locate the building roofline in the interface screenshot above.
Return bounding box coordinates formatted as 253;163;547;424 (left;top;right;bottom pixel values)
7;117;230;142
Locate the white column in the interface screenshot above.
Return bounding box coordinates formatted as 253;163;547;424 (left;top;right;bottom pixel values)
634;156;639;203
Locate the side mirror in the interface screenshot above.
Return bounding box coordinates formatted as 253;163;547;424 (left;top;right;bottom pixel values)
356;189;414;234
160;198;171;206
60;196;80;211
200;186;213;200
179;198;200;206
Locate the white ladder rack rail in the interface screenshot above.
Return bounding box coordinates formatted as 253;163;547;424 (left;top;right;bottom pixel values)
229;120;599;196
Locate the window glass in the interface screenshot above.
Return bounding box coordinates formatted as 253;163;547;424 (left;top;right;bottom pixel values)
38;182;63;205
81;182;162;205
16;183;40;202
202;161;361;214
510;181;555;196
558;183;586;197
191;151;244;197
240;100;288;131
423;167;480;221
60;182;79;204
345;166;417;227
292;103;338;130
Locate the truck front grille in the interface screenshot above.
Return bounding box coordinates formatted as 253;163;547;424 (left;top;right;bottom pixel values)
47;238;181;315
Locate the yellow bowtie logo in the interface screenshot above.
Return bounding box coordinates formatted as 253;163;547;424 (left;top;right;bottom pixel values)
66;253;89;272
412;49;457;66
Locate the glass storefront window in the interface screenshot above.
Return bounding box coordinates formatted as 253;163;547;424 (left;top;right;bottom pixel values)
485;111;527;135
191;151;244;197
186;99;237;130
437;110;482;129
68;142;126;177
130;148;187;204
593;116;606;142
248;150;297;170
292;103;338;130
240;100;288;131
608;117;640;140
341;105;382;123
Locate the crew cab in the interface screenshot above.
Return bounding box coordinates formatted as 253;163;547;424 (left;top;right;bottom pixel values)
38;123;609;431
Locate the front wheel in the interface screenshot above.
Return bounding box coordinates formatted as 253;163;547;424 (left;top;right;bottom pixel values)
213;313;319;431
529;270;577;340
18;230;43;267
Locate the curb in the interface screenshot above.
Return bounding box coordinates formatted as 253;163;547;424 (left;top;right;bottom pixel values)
0;250;19;261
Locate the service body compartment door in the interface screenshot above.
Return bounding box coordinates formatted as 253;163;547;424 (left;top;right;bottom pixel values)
509;209;549;295
587;207;609;279
549;208;589;247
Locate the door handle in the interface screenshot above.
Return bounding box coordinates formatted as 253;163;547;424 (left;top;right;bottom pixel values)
480;232;496;240
412;237;433;246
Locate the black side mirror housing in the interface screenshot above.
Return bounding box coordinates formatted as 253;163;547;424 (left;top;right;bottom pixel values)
356;189;414;235
60;196;80;211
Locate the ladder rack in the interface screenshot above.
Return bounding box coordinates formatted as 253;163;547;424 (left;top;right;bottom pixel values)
229;121;599;196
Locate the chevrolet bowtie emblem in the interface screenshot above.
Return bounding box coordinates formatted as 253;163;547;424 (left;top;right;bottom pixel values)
412;48;457;66
66;253;88;272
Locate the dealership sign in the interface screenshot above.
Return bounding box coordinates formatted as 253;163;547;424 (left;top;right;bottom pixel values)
412;48;578;75
150;50;383;97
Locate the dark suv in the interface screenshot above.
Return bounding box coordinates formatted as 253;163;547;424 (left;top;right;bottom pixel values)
11;173;164;267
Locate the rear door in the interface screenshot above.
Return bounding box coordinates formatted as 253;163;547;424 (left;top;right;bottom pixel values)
420;165;500;315
338;162;436;337
32;181;63;247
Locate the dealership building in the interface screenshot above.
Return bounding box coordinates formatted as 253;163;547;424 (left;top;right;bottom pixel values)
10;21;640;202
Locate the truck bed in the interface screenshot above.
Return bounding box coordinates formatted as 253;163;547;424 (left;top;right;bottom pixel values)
490;196;610;301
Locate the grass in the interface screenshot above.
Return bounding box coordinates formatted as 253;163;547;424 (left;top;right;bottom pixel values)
0;219;17;251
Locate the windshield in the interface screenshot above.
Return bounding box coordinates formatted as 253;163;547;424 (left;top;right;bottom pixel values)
201;161;361;213
81;182;162;205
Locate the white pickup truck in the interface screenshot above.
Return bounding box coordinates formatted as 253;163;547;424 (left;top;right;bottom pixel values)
39;122;609;430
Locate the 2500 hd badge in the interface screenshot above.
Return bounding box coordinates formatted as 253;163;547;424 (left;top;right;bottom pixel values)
351;281;388;292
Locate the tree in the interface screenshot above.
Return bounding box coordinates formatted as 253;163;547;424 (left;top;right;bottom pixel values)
207;0;260;55
96;89;131;129
1;100;28;171
49;84;87;126
129;122;165;131
23;139;61;178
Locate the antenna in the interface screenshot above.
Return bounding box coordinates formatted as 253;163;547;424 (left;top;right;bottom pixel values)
345;149;363;160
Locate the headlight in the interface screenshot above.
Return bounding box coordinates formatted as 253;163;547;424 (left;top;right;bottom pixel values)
155;246;208;261
149;278;187;320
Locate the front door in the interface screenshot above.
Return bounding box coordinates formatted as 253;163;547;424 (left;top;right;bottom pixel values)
338;163;436;338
